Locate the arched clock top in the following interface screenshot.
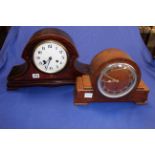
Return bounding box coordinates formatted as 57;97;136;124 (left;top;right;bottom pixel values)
22;28;79;60
90;48;141;90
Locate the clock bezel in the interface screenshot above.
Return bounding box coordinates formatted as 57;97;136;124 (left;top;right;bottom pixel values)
32;40;69;74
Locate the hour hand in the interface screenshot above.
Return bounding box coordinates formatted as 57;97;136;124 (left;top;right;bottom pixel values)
103;74;119;83
42;60;47;65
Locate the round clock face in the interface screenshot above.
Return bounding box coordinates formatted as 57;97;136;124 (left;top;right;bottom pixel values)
97;63;137;98
33;40;68;74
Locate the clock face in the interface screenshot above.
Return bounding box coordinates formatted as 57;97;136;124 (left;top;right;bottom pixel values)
97;63;137;98
33;40;68;74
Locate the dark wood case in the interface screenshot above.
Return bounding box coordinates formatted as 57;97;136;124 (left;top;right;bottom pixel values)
7;28;89;90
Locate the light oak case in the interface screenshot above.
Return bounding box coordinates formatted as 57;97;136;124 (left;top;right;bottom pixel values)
75;48;149;105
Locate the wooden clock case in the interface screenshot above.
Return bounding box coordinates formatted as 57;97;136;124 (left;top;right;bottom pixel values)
74;48;149;105
7;28;89;90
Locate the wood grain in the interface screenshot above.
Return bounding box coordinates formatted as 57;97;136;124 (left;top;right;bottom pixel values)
7;28;89;90
75;49;149;105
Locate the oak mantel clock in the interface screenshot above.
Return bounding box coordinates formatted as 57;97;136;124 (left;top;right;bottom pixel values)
75;48;149;105
7;28;89;89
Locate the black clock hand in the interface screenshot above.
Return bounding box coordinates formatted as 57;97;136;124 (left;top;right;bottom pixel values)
46;57;52;70
43;60;47;65
43;57;50;69
42;59;48;70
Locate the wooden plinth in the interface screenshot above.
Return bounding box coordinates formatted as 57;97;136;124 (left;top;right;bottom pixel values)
74;75;149;105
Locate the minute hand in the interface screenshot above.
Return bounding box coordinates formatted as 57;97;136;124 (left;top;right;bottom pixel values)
45;57;52;70
103;73;119;83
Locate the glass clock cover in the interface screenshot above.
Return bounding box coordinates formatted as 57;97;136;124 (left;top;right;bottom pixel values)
97;63;137;98
33;40;68;74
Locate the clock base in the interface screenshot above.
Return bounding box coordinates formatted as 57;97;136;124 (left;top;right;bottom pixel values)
74;75;149;105
7;79;76;90
7;62;89;90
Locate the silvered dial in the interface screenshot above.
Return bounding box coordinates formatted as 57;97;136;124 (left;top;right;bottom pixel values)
33;40;68;74
97;63;137;98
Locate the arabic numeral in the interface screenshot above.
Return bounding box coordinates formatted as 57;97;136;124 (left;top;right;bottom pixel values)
42;47;45;50
39;61;42;65
37;56;40;60
38;51;42;54
48;44;52;48
59;50;63;54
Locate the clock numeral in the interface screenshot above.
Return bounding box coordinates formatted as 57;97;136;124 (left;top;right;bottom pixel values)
56;60;59;63
39;61;42;65
55;46;58;50
49;67;53;70
60;61;62;64
37;56;40;60
62;56;64;59
42;47;45;50
38;51;42;54
59;50;63;54
48;44;52;48
56;65;59;68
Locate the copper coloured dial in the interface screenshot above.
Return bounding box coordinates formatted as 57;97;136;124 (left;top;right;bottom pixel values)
97;63;137;98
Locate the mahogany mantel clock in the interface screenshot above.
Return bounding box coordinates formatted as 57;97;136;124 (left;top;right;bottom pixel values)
7;28;89;89
74;48;149;105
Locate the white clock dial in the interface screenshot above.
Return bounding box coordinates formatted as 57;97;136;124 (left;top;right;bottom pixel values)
33;40;68;74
